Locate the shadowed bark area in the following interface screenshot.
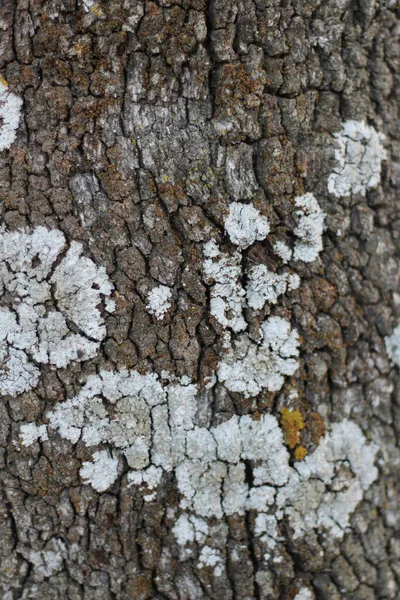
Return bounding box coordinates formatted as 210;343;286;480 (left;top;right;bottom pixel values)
1;0;400;599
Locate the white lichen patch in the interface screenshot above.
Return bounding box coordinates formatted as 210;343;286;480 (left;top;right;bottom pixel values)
83;0;95;10
173;416;378;543
203;194;324;328
294;587;314;600
328;120;387;197
203;241;246;332
47;369;163;456
217;316;300;397
176;414;290;519
293;193;326;263
385;325;400;366
19;423;48;447
276;419;379;540
50;241;113;342
80;450;119;493
26;364;377;543
46;369;198;491
273;241;293;263
172;514;209;547
197;546;224;576
224;202;270;249
246;264;300;310
0;79;23;152
0;227;114;396
172;514;196;546
82;0;104;15
146;285;172;320
254;512;281;558
23;539;67;581
128;466;163;501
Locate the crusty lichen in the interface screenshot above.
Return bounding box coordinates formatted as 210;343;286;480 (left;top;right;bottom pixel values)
224;202;270;248
0;227;114;396
0;79;23;152
19;423;49;446
246;264;300;310
293;446;308;461
280;408;305;449
203;241;246;332
23;364;378;546
385;324;400;366
146;284;172;320
45;370;198;491
328;120;387;197
292;193;326;263
217;316;300;397
22;539;67;581
294;587;314;600
80;450;119;493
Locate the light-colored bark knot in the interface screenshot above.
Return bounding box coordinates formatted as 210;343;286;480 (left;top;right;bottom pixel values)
0;226;115;396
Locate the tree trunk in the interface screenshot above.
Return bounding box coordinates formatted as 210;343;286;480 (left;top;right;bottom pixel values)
1;0;400;598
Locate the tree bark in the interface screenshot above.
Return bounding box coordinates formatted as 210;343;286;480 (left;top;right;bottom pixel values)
1;0;400;599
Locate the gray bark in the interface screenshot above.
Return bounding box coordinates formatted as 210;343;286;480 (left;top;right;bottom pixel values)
1;0;400;599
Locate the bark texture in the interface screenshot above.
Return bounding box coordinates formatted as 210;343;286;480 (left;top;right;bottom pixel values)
1;0;400;599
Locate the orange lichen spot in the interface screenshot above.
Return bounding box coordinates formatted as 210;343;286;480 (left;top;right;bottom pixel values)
294;446;308;461
280;408;305;449
0;75;8;87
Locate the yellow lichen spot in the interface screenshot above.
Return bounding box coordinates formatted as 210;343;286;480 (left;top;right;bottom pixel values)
91;4;104;17
294;446;308;461
280;408;305;449
0;75;8;87
71;43;86;57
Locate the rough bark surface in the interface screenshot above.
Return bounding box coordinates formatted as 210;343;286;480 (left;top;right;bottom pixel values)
1;0;400;599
